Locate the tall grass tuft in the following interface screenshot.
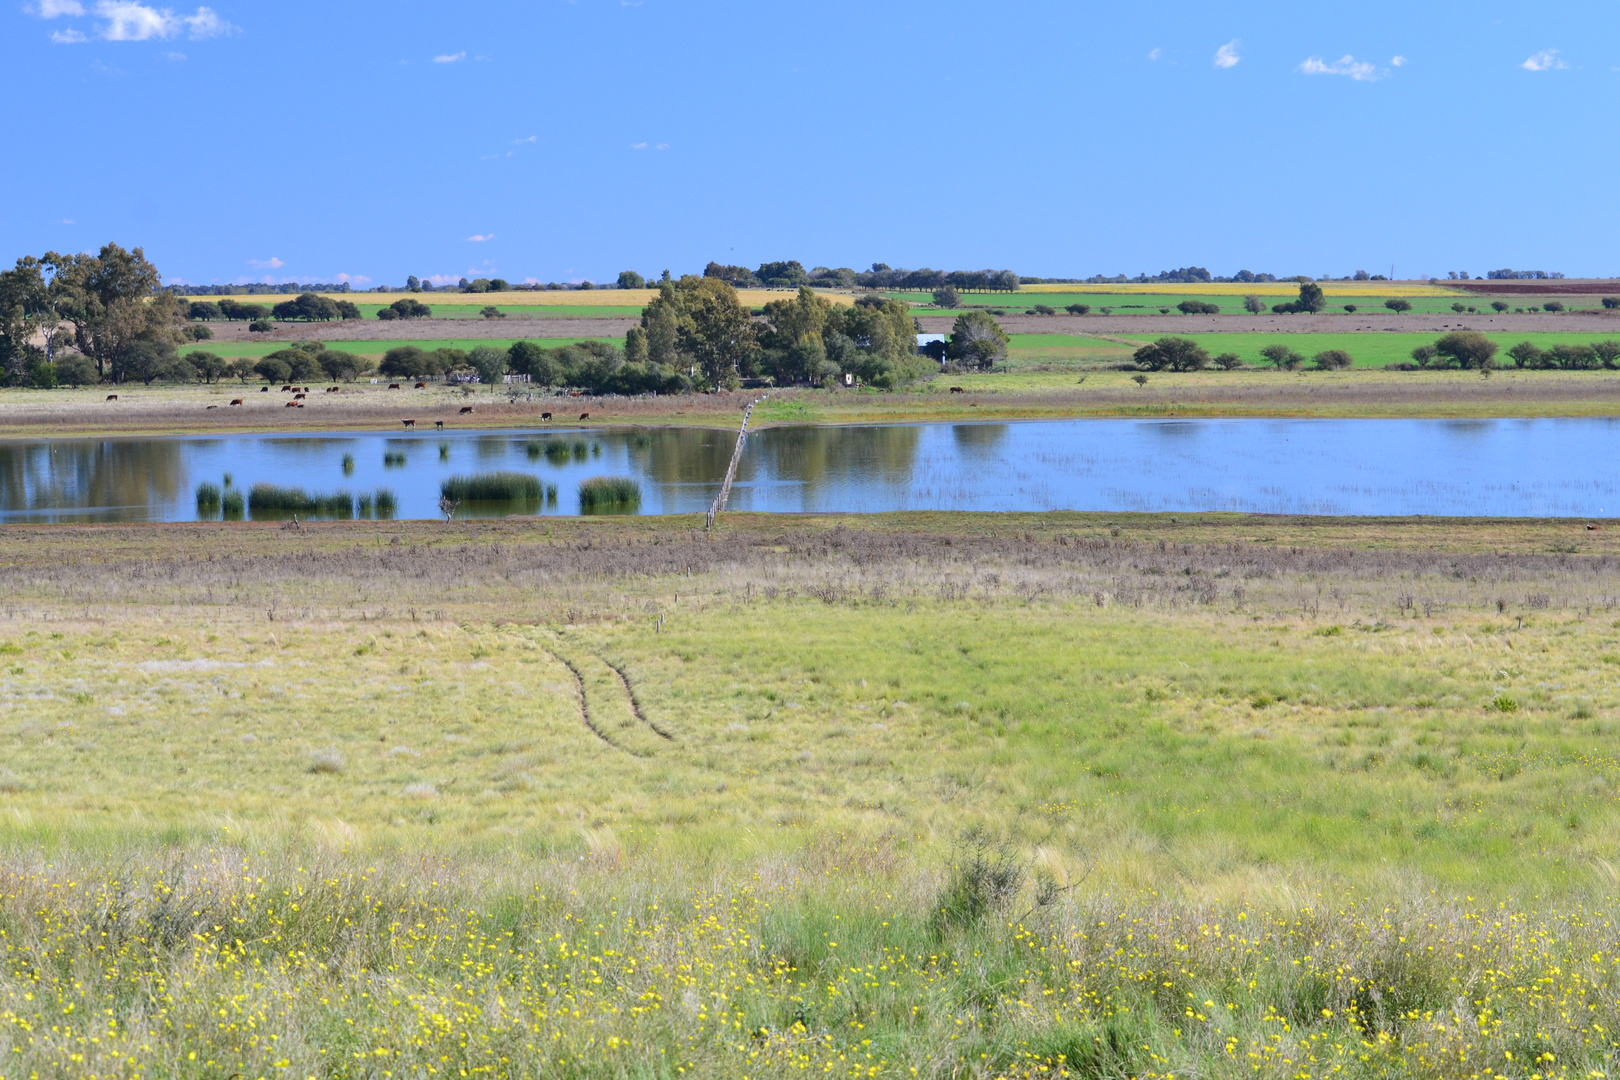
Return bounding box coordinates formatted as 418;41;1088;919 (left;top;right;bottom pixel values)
578;476;641;513
356;493;373;518
441;472;542;502
373;488;397;518
247;485;354;518
383;451;407;467
571;441;589;462
439;442;450;462
543;442;571;465
341;453;355;475
221;489;244;520
195;482;222;516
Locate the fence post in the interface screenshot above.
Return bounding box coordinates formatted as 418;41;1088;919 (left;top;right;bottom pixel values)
706;393;767;531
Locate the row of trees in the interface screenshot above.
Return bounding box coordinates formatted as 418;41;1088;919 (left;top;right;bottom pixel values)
699;261;1022;294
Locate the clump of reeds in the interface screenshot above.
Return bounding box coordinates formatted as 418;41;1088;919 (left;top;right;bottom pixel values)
341;453;355;475
571;441;589;462
545;482;558;506
441;472;542;502
247;485;354;518
221;489;244;520
543;442;571;465
578;475;641;513
374;488;398;518
439;443;450;461
195;482;222;516
383;451;407;467
356;493;372;517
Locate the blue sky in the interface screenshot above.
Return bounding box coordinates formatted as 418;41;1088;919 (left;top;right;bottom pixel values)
4;1;1619;286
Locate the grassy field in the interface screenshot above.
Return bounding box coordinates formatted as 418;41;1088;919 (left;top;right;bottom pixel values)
1017;282;1467;297
1005;331;1620;370
180;337;619;360
2;512;1620;1077
893;293;1529;316
201;288;849;309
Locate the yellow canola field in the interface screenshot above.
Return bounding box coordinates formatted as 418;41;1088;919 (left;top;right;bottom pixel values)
1020;281;1466;297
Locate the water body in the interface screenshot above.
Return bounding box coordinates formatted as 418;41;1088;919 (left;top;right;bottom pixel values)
0;418;1615;522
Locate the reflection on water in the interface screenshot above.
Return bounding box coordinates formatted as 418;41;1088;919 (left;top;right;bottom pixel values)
0;417;1617;522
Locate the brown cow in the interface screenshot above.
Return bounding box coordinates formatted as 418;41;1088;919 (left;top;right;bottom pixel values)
401;418;416;428
206;404;218;409
293;393;306;400
281;385;292;391
414;382;426;389
541;412;552;420
285;401;299;408
949;386;965;393
387;383;401;390
105;394;118;401
579;412;590;420
434;420;445;430
459;406;473;414
229;399;243;406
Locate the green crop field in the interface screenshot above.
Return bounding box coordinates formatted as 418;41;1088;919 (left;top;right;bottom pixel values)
5;513;1620;1078
1005;331;1620;370
341;303;643;320
884;291;1569;316
181;336;621;360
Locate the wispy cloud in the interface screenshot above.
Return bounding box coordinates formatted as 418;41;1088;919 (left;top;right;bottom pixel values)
1298;54;1385;81
630;141;648;150
655;143;669;150
1147;46;1160;61
51;27;86;41
465;234;494;243
1522;49;1569;72
248;256;283;270
31;0;85;17
515;135;536;144
432;51;465;63
1391;55;1406;67
425;274;458;287
75;2;236;42
1213;40;1239;69
336;273;371;285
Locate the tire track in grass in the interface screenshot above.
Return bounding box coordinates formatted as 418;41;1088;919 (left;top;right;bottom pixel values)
546;647;664;758
601;657;674;741
547;650;624;753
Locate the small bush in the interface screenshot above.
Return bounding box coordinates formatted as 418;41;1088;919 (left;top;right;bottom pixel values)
1177;300;1220;315
441;472;543;502
1603;297;1620;309
1451;302;1466;313
1343;304;1357;313
931;829;1023;935
578;476;642;512
247;319;274;333
1065;303;1090;315
1493;301;1511;312
308;750;345;774
1384;299;1412;313
1543;301;1565;312
1312;349;1354;370
1213;352;1243;370
1032;304;1055;316
1490;694;1520;714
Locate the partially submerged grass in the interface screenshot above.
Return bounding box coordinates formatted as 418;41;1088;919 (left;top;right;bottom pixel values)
578;474;640;512
440;471;542;502
194;481;221;515
245;483;354;518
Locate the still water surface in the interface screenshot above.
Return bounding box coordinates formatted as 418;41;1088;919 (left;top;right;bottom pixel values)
0;418;1614;522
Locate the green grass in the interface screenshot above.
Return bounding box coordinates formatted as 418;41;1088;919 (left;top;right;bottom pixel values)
440;471;543;502
244;483;354;517
181;336;620;361
1007;330;1620;369
885;289;1610;316
577;475;641;512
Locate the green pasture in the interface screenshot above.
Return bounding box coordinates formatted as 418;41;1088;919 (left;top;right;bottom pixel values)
182;337;620;360
349;303;641;319
1007;331;1620;369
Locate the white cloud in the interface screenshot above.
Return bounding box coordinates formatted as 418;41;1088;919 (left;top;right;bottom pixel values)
1213;40;1239;68
248;256;283;270
465;233;494;242
31;0;85;17
630;141;647;150
515;135;536;144
1522;49;1569;71
51;27;86;42
1298;54;1384;81
1147;46;1160;61
425;274;458;287
1391;55;1406;66
655;143;669;150
88;2;233;41
432;51;465;63
336;273;371;285
164;50;184;59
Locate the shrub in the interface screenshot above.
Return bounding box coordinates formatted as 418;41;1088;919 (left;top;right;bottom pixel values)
932;286;960;309
1312;349;1354;370
1493;301;1510;312
308;750;344;774
1132;336;1209;372
247;319;274;333
1342;304;1357;313
1177;300;1219;315
1451;302;1466;313
931;830;1023;935
1260;344;1305;370
441;472;543;502
1490;694;1519;714
1064;303;1090;315
1410;344;1439;368
1506;341;1544;368
1032;304;1056;316
1434;330;1498;369
1242;295;1264;314
1544;301;1565;312
253;357;291;383
578;476;642;512
55;355;97;386
1213;352;1243;370
1603;297;1620;309
1384;299;1412;314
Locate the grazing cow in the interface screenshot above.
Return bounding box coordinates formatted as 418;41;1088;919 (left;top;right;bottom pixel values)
285;401;299;408
281;385;292;391
229;399;243;406
434;420;445;430
293;393;306;400
579;412;590;420
541;412;552;420
1588;524;1604;531
459;406;473;414
206;404;218;410
949;386;965;393
105;394;118;401
401;418;416;428
260;386;269;392
414;382;427;389
387;383;401;390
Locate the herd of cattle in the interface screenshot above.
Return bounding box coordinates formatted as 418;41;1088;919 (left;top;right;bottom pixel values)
105;383;596;425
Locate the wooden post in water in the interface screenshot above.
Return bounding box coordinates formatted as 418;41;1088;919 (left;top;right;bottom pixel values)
706;394;767;531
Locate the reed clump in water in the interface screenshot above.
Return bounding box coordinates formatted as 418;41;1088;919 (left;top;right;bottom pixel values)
221;489;244;520
341;453;355;475
440;472;541;502
373;488;397;518
383;451;407;468
247;485;354;518
195;482;222;516
578;476;641;513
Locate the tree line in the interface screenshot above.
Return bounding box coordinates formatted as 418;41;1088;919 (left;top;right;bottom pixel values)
699;261;1022;294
